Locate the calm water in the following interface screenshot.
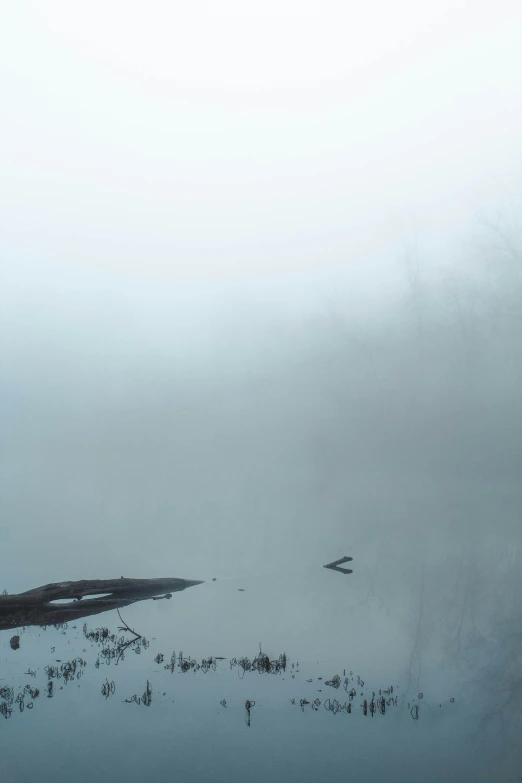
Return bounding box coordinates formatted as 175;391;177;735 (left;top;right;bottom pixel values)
2;260;521;783
1;479;520;782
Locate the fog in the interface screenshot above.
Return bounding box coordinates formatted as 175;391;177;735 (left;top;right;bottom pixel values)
1;2;521;782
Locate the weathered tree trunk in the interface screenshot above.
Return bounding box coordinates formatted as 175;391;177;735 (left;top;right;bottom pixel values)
0;577;204;631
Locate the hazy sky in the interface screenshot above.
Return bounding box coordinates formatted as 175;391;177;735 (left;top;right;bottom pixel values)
1;1;521;301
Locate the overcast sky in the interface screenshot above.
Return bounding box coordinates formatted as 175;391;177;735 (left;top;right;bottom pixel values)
1;1;521;306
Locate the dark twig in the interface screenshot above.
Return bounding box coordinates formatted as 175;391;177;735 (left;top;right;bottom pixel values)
114;608;144;665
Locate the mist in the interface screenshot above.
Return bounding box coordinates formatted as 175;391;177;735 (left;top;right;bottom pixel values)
1;2;521;781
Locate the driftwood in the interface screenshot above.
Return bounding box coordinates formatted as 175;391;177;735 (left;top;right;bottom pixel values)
323;556;353;574
0;577;204;631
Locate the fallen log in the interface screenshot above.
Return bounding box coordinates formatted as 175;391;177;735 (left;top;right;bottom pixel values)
0;577;204;631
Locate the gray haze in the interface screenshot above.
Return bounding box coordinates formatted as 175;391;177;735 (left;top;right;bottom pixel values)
1;2;522;782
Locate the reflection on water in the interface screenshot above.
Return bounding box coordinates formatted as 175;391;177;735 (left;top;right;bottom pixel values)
1;617;457;724
0;559;520;783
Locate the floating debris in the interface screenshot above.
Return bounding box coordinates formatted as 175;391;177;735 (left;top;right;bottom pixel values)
0;686;14;719
244;699;255;727
10;635;20;650
324;698;342;714
323;556;353;575
0;703;12;719
325;674;341;689
124;680;152;707
0;611;454;732
83;617;149;665
229;649;287;679
201;657;218;673
101;679;116;699
45;657;86;684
